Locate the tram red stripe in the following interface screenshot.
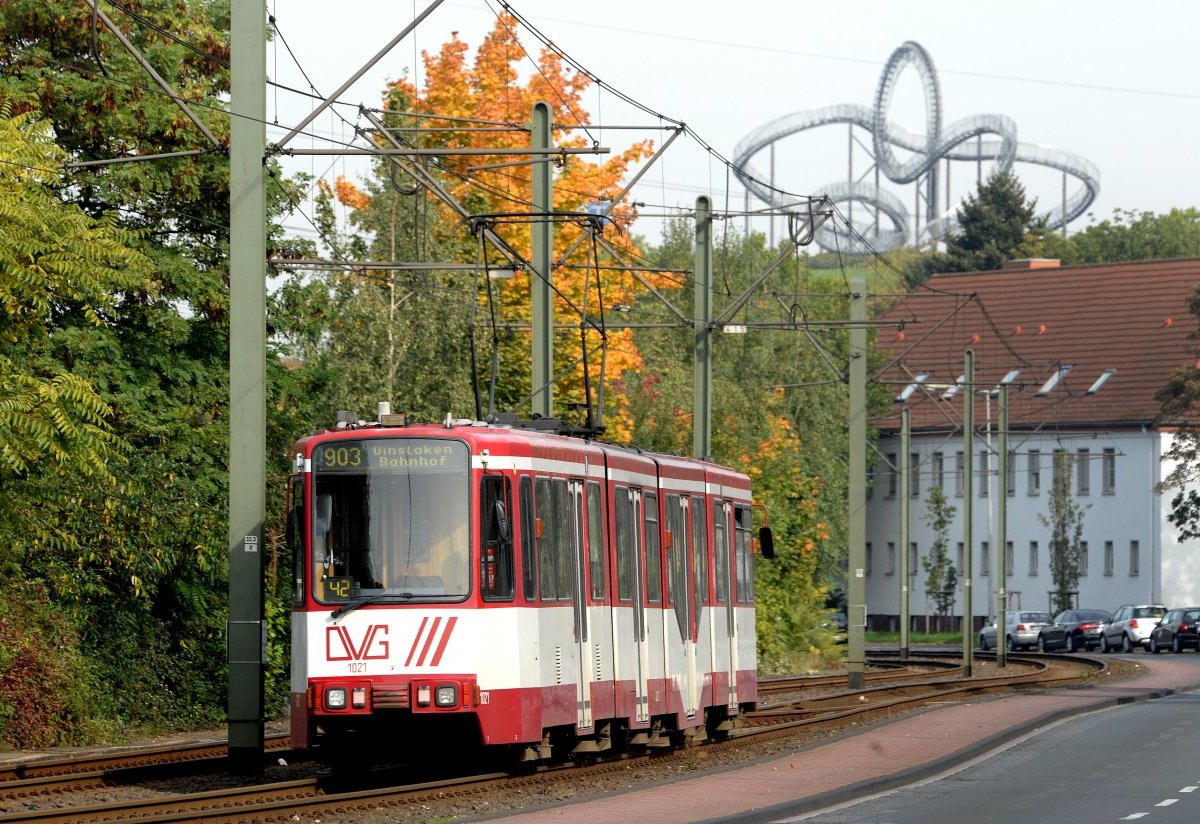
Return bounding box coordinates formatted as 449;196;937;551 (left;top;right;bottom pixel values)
406;616;429;666
416;616;442;666
430;616;457;666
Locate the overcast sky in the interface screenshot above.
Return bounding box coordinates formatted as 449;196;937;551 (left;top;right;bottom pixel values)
267;0;1200;249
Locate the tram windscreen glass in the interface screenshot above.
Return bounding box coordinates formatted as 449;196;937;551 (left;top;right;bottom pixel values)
311;438;470;603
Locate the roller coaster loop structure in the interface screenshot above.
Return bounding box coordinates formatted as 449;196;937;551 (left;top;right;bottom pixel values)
732;41;1100;252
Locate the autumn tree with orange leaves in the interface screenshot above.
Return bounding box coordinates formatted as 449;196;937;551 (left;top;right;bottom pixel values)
319;15;662;438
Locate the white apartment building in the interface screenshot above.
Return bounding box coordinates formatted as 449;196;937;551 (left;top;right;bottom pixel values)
865;258;1200;628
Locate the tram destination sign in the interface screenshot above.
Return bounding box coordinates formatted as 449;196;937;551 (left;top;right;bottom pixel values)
314;439;466;473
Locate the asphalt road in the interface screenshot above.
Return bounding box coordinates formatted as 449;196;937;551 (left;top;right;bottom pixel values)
795;654;1200;823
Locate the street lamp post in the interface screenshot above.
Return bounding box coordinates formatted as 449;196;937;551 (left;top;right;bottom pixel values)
899;408;911;660
962;350;974;677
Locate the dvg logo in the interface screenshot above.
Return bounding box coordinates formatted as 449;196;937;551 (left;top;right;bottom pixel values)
326;624;389;661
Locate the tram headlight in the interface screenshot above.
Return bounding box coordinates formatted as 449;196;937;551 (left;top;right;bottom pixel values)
435;684;458;707
325;687;347;710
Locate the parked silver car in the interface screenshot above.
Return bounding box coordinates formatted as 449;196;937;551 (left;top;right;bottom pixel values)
979;611;1053;652
1100;603;1166;652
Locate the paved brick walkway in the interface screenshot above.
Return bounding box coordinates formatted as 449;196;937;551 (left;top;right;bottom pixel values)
477;658;1200;824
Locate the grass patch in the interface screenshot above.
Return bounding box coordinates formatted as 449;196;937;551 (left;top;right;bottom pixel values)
865;631;964;645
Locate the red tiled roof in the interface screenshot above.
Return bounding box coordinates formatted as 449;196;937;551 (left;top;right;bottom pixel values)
874;258;1200;432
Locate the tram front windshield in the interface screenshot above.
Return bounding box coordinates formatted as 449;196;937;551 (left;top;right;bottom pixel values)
311;438;469;602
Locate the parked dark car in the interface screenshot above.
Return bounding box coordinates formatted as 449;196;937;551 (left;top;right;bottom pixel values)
1148;607;1200;653
1037;609;1113;653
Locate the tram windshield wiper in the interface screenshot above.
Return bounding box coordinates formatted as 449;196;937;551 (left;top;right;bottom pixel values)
330;591;415;620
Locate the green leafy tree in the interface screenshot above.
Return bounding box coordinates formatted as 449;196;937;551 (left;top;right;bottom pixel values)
0;106;157;746
272;177;481;424
1043;208;1200;264
0;107;151;482
0;0;305;737
1038;452;1090;614
920;485;957;621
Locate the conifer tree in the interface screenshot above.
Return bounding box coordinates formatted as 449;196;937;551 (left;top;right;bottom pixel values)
943;169;1042;272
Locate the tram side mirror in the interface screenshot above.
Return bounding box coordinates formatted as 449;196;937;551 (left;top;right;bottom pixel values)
758;526;775;560
315;494;333;534
286;504;301;549
493;500;511;544
314;494;333;560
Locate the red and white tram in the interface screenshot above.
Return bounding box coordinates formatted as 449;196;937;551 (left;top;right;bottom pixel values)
286;409;773;763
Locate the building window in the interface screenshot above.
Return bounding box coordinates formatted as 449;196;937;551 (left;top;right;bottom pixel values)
1029;541;1038;576
1104;541;1114;576
886;542;896;575
955;452;965;498
979;450;989;497
1077;449;1090;496
956;541;964;573
909;542;919;577
1079;541;1088;577
1053;449;1069;492
1130;540;1140;577
910;453;921;498
1028;450;1041;496
1102;448;1116;495
932;452;944;490
1005;541;1014;577
865;542;872;576
886;453;897;498
981;541;990;576
1006;451;1017;496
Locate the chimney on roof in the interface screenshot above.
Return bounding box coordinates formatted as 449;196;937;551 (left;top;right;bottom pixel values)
1002;258;1061;270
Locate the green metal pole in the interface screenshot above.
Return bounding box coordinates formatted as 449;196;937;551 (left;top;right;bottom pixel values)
962;350;974;677
997;383;1009;667
530;101;553;419
899;408;910;660
847;279;867;690
228;0;266;775
693;196;713;461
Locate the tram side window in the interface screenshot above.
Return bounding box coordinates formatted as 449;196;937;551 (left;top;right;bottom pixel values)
480;475;514;601
615;487;634;602
712;500;729;605
643;492;662;603
553;478;572;601
691;496;709;607
288;477;305;605
666;494;690;638
519;477;537;601
734;505;755;604
587;482;606;601
536;477;557;600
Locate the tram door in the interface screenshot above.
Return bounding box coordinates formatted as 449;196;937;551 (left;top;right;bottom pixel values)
690;496;708;716
630;490;650;723
665;494;698;719
614;487;650;725
714;500;738;709
569;479;594;730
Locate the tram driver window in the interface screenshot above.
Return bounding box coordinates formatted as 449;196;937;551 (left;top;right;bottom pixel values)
311;439;471;602
480;475;514;600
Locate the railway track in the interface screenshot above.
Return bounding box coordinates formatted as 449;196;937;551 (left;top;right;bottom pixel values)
0;735;293;785
759;655;965;696
0;653;1107;823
